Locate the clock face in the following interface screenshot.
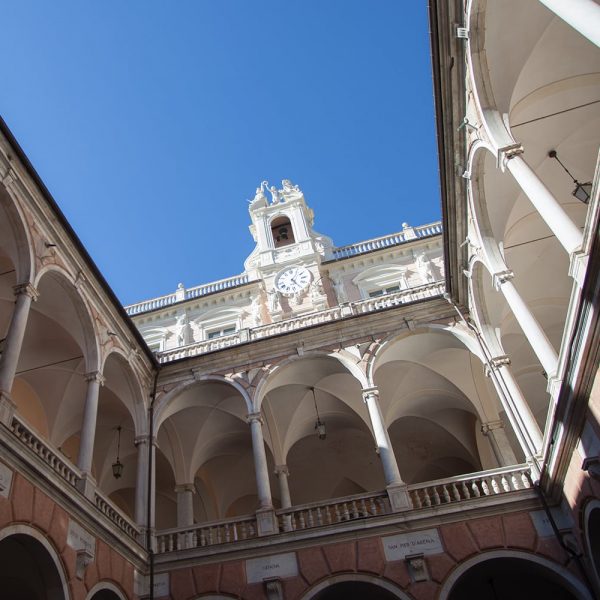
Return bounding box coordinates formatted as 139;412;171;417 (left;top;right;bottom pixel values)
275;266;311;295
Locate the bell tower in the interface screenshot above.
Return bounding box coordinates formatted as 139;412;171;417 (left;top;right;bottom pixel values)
244;180;334;318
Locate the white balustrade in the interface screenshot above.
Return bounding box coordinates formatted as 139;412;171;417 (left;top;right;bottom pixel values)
125;273;252;316
331;221;442;259
94;489;140;539
156;282;445;364
11;416;81;487
407;465;532;509
156;514;257;553
275;491;390;533
10;415;140;541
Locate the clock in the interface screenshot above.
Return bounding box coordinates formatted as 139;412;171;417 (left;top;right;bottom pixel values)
275;265;312;295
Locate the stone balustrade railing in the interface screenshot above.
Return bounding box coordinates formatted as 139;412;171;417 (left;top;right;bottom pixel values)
276;490;390;533
11;415;81;488
94;489;140;540
407;464;532;509
126;222;442;316
156;514;257;553
10;414;140;542
331;222;443;260
125;273;252;315
156;281;445;363
154;464;533;555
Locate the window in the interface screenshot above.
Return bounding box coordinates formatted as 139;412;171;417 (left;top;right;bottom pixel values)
207;326;237;340
270;216;295;248
368;285;401;298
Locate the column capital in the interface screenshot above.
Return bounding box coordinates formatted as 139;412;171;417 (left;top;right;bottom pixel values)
481;420;505;435
84;371;105;385
492;269;514;291
246;412;263;425
134;434;157;447
274;465;289;477
361;387;379;402
497;143;524;171
13;282;39;301
484;355;511;377
174;483;196;494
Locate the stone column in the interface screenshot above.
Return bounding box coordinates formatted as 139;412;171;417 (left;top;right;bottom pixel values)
274;465;291;509
175;483;195;528
500;145;583;255
134;435;156;545
493;270;558;377
481;420;517;467
538;0;600;47
247;412;278;536
485;355;543;458
362;388;409;511
0;283;39;424
247;413;273;508
77;371;105;475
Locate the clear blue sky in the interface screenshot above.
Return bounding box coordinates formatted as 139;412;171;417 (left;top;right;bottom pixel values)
1;1;441;305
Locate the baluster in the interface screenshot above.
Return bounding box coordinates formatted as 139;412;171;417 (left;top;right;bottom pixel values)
334;504;342;522
423;489;432;507
471;481;481;498
325;506;333;524
501;475;510;492
481;479;491;496
307;509;315;528
299;512;306;529
412;490;422;509
521;472;532;488
490;477;500;494
225;524;231;543
317;507;324;526
342;502;350;520
351;500;358;518
359;499;367;516
167;534;174;552
511;473;521;490
192;530;198;547
451;483;461;501
442;485;451;503
431;486;441;505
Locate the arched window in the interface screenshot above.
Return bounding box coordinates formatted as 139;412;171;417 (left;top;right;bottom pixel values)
271;216;295;248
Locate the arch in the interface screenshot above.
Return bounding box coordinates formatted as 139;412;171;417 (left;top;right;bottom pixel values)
0;184;34;284
100;346;147;435
583;498;600;587
439;549;593;600
33;264;100;373
86;581;128;600
300;573;411;600
269;214;296;248
0;524;70;600
154;374;253;433
254;350;368;411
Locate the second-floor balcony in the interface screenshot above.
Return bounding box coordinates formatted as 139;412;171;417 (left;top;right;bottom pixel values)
155;280;446;363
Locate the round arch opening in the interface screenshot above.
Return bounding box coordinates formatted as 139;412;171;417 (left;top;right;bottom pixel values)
446;556;585;600
0;532;68;600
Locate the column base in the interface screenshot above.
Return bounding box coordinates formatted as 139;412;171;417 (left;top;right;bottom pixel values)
76;472;97;500
256;507;279;536
0;391;16;428
387;483;411;512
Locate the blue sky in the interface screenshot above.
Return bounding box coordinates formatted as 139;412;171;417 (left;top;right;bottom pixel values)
1;1;440;305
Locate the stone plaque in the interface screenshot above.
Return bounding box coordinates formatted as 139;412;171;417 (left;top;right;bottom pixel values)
530;508;574;538
383;528;443;561
246;552;298;584
67;520;95;556
134;571;170;597
0;462;13;498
